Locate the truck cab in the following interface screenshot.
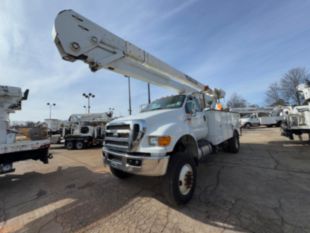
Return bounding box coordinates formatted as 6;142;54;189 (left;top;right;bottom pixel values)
240;113;260;128
104;94;207;176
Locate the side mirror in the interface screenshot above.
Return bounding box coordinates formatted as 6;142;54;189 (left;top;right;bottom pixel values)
22;89;29;100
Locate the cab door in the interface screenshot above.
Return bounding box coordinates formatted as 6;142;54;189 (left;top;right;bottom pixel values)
185;96;208;139
250;114;260;126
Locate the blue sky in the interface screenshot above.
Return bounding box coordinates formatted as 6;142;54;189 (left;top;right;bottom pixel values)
1;0;310;121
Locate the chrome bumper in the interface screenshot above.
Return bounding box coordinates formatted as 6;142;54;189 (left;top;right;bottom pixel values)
103;148;169;176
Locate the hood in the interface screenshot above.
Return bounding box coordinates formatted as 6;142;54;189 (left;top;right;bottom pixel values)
110;108;185;126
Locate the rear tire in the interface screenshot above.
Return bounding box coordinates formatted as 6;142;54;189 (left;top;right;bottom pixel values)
227;131;240;153
162;152;196;206
66;141;74;150
244;123;251;129
110;167;132;179
75;141;84;150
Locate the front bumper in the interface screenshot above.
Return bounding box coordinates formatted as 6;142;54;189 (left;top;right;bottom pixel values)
103;148;169;176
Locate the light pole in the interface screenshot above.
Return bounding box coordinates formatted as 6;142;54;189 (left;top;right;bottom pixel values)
125;75;132;115
147;83;151;104
82;93;95;114
46;102;56;119
83;105;87;113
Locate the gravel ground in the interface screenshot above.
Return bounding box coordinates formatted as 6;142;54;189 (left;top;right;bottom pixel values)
0;127;309;233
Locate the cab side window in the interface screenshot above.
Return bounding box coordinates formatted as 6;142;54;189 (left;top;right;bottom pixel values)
185;96;201;114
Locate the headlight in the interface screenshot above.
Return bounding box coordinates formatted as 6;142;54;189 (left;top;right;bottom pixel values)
148;136;171;147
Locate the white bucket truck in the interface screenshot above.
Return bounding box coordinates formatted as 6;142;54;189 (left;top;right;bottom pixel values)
64;113;111;149
281;83;310;140
0;86;51;174
53;10;240;205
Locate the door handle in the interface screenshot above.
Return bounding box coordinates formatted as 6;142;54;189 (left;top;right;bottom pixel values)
203;116;206;121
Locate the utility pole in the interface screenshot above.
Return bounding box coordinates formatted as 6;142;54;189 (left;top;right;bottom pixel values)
126;76;132;115
46;102;56;119
82;93;95;114
147;83;151;104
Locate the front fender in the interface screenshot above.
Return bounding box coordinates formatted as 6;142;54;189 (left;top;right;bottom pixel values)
148;122;195;153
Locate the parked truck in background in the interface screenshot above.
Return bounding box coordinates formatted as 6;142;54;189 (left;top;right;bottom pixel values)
53;10;241;205
64;112;112;149
0;86;51;174
233;107;283;128
281;83;310;141
45;118;64;144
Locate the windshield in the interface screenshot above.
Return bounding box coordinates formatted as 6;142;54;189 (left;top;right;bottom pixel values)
240;113;252;118
141;95;186;112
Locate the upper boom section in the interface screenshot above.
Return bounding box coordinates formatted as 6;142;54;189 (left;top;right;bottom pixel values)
53;10;207;93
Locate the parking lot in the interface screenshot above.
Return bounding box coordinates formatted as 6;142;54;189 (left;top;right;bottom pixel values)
0;127;309;233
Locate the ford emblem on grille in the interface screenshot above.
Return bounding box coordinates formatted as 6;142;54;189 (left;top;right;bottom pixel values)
113;132;118;137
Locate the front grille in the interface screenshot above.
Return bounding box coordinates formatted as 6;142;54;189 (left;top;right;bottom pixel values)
104;122;140;153
104;122;144;152
107;124;130;130
105;132;129;138
105;140;129;147
108;154;122;162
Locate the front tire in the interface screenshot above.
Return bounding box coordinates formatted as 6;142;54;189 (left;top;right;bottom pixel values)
163;152;196;206
244;123;251;129
227;131;240;153
110;167;132;179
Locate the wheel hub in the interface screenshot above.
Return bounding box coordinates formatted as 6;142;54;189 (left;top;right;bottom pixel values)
178;164;193;195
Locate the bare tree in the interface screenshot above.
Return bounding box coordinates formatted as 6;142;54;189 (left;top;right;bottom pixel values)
280;67;310;105
227;93;247;108
266;82;286;106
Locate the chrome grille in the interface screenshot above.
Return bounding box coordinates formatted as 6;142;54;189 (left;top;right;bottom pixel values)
104;120;145;152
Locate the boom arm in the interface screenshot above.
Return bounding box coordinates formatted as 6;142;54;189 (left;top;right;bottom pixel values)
53;10;207;94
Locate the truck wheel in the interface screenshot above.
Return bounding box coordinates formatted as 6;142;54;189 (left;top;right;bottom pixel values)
244;123;251;129
110;167;132;179
75;141;84;150
267;125;273;128
163;152;196;206
228;132;240;153
66;141;74;150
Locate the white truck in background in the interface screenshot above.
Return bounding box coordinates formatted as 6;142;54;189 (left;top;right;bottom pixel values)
53;10;240;205
235;108;283;128
0;86;51;174
64;113;112;149
281;83;310;141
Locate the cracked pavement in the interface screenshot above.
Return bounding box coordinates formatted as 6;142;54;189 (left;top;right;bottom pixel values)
0;127;310;233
